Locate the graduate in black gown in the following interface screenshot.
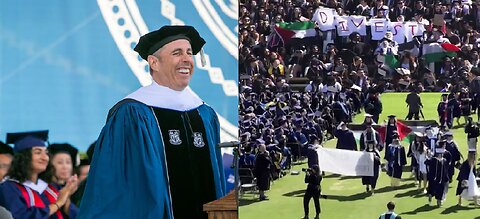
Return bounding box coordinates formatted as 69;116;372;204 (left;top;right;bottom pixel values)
408;132;428;192
425;141;450;207
384;115;398;159
386;134;407;187
444;132;462;183
334;122;357;151
456;151;479;206
255;144;273;200
362;140;381;195
359;123;382;151
437;94;449;127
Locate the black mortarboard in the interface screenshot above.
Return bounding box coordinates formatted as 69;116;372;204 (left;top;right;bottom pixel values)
0;141;13;155
48;143;79;167
134;25;206;60
6;130;49;153
388;115;396;118
79;158;90;166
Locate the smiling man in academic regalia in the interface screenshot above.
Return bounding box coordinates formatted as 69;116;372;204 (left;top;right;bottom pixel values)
78;26;226;219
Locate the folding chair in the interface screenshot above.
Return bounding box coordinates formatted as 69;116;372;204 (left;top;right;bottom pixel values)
238;168;257;198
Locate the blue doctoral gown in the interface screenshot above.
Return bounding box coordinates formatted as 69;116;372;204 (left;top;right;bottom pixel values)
78;102;226;219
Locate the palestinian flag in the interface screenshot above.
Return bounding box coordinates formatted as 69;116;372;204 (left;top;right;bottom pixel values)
422;42;459;63
384;54;399;70
273;21;317;45
348;120;437;144
376;120;412;143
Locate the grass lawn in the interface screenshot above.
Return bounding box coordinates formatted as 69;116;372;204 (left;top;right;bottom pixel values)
239;92;480;219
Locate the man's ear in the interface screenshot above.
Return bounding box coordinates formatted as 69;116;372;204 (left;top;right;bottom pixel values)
147;55;160;71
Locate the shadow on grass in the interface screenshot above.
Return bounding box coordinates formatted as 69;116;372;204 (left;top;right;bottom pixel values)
282;189;306;197
239;198;260;207
394;188;426;198
374;183;416;194
441;204;472;214
323;174;341;179
324;191;370;201
401;204;436;215
339;175;361;180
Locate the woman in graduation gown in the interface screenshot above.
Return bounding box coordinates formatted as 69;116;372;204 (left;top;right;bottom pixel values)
0;131;79;219
384;115;398;159
456;151;480;206
42;143;80;219
409;132;428;193
386;134;407;187
361;140;381;195
437;94;449;127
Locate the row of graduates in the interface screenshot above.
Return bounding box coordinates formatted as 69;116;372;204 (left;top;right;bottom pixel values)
409;131;480;206
437;91;480;129
360;128;480;207
0;130;93;219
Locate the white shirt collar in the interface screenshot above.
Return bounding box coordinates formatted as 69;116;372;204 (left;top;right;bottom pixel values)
125;81;204;111
23;179;48;194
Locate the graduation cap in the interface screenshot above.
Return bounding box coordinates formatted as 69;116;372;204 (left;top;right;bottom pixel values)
6;130;49;153
388;115;396;118
134;25;206;60
48;143;80;167
79;158;90;166
444;132;453;137
364;113;373;118
392;132;399;139
366;140;375;144
0;141;13;155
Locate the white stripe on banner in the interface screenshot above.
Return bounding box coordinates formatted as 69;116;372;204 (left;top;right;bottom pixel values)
317;147;374;176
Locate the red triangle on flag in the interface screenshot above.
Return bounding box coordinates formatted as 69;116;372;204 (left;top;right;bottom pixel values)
396;120;412;140
274;26;296;45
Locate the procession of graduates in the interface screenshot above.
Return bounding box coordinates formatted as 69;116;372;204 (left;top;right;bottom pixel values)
355;108;480;209
0;131;93;219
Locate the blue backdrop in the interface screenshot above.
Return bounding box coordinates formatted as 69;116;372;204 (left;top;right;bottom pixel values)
0;0;238;154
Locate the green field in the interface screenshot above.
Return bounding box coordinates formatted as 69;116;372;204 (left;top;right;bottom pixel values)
239;93;480;219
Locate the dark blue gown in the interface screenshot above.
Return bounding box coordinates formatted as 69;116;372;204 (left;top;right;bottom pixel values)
78;102;226;219
0;180;51;219
386;144;407;179
335;129;357;151
426;157;450;200
47;183;78;219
